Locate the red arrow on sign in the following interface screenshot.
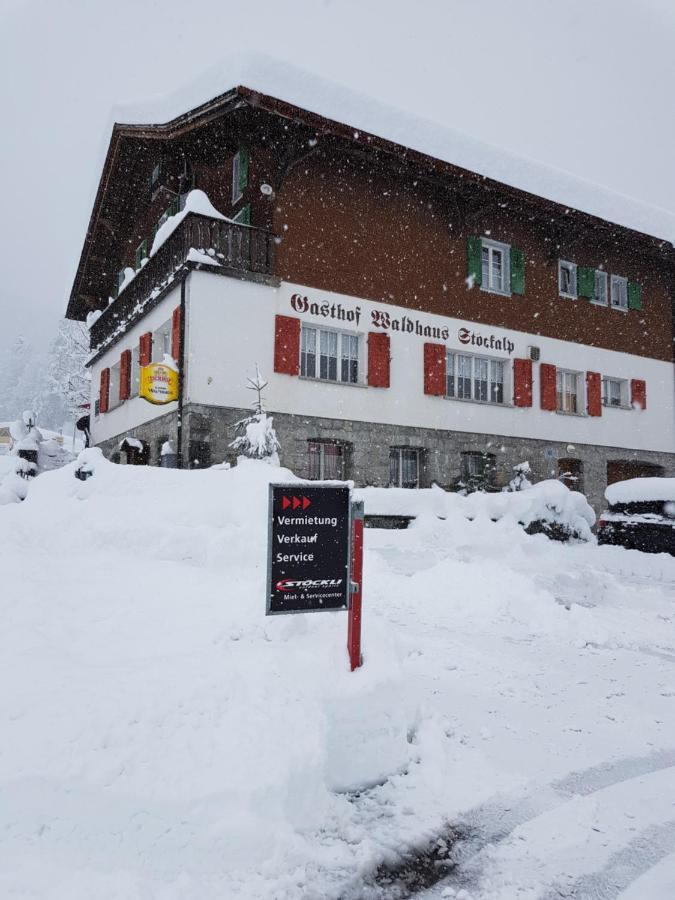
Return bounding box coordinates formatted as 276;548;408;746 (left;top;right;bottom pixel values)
302;496;311;509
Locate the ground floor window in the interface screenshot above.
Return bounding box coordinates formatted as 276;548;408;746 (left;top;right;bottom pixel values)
308;441;345;480
389;448;420;489
447;352;505;404
556;369;580;414
301;325;360;384
460;451;496;491
558;458;583;492
108;363;121;409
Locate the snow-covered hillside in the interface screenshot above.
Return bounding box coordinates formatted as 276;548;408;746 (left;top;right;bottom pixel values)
1;454;674;899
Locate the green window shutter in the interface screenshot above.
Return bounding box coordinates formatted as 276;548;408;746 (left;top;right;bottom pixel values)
628;281;642;310
577;266;595;299
510;248;525;295
467;236;482;287
241;204;251;225
238;147;249;192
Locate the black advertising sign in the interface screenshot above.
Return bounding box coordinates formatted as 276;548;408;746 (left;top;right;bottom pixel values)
267;484;351;615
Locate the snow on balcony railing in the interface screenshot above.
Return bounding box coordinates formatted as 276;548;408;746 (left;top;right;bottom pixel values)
89;209;275;353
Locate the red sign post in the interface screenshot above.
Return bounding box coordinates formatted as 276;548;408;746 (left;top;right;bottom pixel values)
347;500;364;671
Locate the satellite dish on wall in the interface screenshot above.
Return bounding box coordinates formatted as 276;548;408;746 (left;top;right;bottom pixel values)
260;183;274;196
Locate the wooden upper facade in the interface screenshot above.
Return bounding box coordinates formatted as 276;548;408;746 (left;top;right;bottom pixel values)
68;86;675;363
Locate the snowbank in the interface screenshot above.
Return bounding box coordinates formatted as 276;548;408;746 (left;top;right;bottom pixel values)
356;479;595;541
0;452;412;897
605;477;675;505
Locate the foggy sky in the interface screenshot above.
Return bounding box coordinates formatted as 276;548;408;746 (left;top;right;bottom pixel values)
1;0;674;357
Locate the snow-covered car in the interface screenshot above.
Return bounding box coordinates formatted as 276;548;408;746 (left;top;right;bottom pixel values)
598;477;675;555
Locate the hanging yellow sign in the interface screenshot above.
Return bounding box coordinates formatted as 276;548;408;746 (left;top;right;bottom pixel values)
140;363;179;404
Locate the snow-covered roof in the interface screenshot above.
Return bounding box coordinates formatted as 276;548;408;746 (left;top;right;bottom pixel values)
112;52;675;245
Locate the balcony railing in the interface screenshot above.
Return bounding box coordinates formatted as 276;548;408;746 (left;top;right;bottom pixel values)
90;212;276;350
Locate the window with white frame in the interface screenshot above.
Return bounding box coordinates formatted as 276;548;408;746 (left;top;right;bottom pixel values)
447;351;505;404
559;260;577;298
602;376;627;408
308;441;345;480
389;447;420;489
108;363;121;410
152;320;172;363
130;346;140;398
556;369;581;414
480;238;511;295
593;270;608;305
300;325;360;384
611;275;628;310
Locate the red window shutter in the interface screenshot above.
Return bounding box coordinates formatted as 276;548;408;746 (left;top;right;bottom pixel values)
586;371;602;417
119;350;131;402
99;367;110;414
274;315;300;375
631;378;647;410
513;358;533;407
367;332;390;388
171;307;181;361
540;363;557;411
139;332;152;366
423;342;446;396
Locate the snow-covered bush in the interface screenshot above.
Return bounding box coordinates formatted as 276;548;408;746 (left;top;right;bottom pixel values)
357;479;596;542
507;461;533;492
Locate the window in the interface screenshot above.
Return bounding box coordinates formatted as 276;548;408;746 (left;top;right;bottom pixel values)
461;451;496;490
481;239;511;295
602;377;627;408
611;275;628;310
300;325;360;384
130;346;140;398
152;320;172;363
232;148;248;204
447;352;505;404
389;448;420;489
556;369;580;414
94;398;100;418
135;239;148;270
559;260;577;298
593;270;608;306
108;363;121;410
558;458;583;493
308;441;345;480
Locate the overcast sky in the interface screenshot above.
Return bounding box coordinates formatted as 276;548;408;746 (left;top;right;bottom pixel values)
1;0;674;357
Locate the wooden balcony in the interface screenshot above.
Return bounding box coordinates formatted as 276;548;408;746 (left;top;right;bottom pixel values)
89;213;276;351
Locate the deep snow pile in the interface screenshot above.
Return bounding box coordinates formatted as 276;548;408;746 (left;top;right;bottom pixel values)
1;454;674;899
356;479;595;541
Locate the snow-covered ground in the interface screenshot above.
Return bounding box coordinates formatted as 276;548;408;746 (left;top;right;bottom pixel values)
1;455;674;899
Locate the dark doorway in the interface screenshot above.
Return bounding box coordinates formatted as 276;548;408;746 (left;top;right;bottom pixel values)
607;460;664;485
119;438;150;466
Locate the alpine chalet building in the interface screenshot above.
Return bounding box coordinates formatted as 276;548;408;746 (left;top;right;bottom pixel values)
67;79;675;511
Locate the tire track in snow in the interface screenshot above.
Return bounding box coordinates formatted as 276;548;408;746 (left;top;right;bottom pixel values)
540;820;675;899
407;749;675;899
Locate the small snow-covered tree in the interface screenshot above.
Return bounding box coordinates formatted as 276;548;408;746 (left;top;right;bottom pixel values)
230;366;280;462
506;461;533;492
